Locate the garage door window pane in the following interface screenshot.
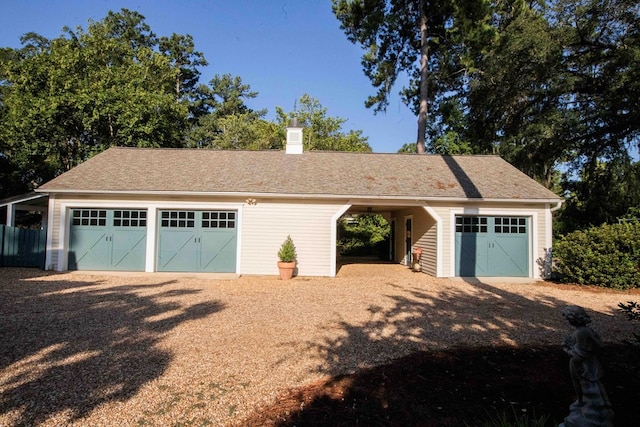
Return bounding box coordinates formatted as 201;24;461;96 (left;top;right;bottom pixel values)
113;210;147;227
161;211;195;228
495;217;527;234
456;216;487;233
73;209;107;227
202;211;236;229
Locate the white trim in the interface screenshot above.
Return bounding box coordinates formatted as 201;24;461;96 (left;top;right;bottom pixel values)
449;207;539;278
44;195;56;270
330;204;352;277
234;206;243;274
58;205;69;271
6;204;15;227
542;203;554;279
404;215;413;266
545;204;553;251
145;206;157;272
389;217;397;262
58;199;243;272
422;205;443;277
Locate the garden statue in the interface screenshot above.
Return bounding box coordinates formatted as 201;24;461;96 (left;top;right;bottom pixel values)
559;305;614;427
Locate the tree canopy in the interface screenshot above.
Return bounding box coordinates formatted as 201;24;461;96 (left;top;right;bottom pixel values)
0;9;195;190
333;0;639;169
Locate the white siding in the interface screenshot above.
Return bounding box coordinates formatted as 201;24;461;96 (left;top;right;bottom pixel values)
241;200;348;277
420;225;438;276
49;197;63;270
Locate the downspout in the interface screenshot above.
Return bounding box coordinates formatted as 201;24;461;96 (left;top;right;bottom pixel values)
550;200;564;212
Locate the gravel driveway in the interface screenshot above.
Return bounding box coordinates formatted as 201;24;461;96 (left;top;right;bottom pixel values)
0;265;636;426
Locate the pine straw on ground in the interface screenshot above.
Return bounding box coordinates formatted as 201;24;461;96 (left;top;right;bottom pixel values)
239;345;640;426
0;265;638;426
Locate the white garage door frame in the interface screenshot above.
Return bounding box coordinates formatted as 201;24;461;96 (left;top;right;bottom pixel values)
449;207;539;278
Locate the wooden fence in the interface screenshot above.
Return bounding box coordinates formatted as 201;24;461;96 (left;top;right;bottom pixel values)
0;225;46;268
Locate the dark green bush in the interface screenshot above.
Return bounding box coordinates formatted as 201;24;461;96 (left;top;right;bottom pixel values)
553;222;640;289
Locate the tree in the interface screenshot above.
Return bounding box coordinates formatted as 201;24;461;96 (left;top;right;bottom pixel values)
187;74;273;149
275;94;371;152
557;157;640;233
191;73;263;121
397;143;417;153
466;0;640;186
551;0;640;163
158;33;208;102
0;9;199;189
190;113;281;150
332;0;493;154
465;1;570;186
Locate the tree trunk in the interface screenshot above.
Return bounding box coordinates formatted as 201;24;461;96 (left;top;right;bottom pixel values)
416;2;428;154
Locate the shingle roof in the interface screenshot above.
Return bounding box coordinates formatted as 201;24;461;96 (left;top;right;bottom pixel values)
37;147;561;201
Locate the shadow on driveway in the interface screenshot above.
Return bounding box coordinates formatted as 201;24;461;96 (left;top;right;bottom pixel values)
0;269;224;426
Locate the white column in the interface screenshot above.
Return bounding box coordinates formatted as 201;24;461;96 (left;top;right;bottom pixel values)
6;203;16;226
145;206;157;272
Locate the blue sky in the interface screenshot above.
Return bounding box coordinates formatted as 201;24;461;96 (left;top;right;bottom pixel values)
0;0;418;153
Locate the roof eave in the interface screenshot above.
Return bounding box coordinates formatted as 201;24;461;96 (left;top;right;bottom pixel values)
35;188;562;204
0;192;49;208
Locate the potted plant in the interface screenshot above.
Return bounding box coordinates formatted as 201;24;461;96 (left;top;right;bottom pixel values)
277;235;297;280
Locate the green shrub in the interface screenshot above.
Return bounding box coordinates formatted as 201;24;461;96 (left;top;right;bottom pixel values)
553;222;640;289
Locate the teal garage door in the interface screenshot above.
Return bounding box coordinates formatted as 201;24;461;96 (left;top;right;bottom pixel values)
455;216;529;277
157;210;237;272
69;209;147;271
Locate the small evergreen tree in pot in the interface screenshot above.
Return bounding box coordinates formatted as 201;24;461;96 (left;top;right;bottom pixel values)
278;235;297;262
277;235;297;279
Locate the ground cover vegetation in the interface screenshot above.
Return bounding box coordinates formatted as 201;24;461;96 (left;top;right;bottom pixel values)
2;1;640;425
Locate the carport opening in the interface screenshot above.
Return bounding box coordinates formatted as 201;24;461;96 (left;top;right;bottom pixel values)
336;211;398;280
336;204;439;277
337;213;392;269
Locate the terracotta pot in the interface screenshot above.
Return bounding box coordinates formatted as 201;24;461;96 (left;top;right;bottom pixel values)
277;261;296;280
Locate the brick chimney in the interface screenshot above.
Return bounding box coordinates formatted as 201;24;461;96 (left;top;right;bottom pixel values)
285;117;303;154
